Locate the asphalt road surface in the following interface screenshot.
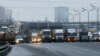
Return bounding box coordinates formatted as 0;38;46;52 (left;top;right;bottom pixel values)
7;42;100;56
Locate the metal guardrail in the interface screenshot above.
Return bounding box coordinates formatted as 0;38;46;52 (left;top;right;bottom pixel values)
0;42;11;56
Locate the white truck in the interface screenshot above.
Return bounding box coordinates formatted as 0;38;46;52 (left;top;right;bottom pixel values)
53;29;64;42
92;32;100;41
15;35;24;44
41;29;52;42
66;29;78;42
31;32;38;38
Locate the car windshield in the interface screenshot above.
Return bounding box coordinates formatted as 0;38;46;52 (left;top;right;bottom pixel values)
68;33;77;36
56;33;63;36
0;0;100;56
93;34;99;37
16;35;22;38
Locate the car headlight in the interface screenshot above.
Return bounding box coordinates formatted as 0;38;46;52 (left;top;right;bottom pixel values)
37;38;41;41
16;40;19;43
33;38;37;42
68;38;70;41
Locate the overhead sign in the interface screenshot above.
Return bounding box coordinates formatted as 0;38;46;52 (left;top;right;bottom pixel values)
2;26;7;29
68;29;75;33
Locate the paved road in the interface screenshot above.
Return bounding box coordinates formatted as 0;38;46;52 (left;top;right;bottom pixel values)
7;45;34;56
7;42;100;56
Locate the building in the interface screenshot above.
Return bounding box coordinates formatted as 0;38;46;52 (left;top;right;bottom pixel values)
0;6;13;30
55;7;69;22
5;9;12;20
0;6;6;22
0;6;12;21
0;6;13;24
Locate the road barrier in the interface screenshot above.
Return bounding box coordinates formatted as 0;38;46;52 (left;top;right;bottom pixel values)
0;42;11;56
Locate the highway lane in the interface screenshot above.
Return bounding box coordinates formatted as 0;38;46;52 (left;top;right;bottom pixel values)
66;42;100;52
8;44;65;56
7;45;34;56
7;42;100;56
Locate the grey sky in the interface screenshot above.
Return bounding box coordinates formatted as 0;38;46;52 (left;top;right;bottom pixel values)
0;0;100;22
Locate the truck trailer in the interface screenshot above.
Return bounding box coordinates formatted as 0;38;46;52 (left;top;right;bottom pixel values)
79;32;90;42
5;31;16;44
0;31;16;44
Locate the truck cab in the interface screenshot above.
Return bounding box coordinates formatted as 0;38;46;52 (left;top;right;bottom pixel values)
41;29;52;42
53;29;64;42
31;32;42;43
65;29;78;42
15;35;24;44
92;32;100;41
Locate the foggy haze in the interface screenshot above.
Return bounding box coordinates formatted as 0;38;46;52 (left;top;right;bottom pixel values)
0;0;100;22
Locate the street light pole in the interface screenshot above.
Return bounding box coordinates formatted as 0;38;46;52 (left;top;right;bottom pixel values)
37;19;40;31
72;15;75;28
79;13;81;25
90;4;100;32
87;11;89;31
97;9;99;31
74;10;84;32
82;8;95;32
69;13;76;28
45;17;49;29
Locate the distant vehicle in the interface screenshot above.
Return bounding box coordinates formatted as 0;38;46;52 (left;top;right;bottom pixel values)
40;29;52;42
23;34;31;43
15;35;24;44
31;32;38;38
53;29;64;42
79;32;90;42
92;33;100;41
1;26;8;32
31;32;42;43
65;29;78;42
88;32;92;38
32;37;42;43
